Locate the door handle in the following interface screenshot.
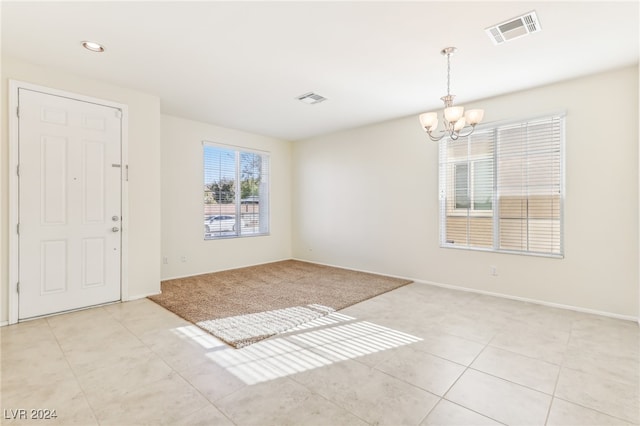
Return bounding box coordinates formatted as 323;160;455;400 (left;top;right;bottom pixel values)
112;227;120;233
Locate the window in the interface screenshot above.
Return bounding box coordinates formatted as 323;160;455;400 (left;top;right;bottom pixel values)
203;142;269;239
453;159;493;211
439;114;564;257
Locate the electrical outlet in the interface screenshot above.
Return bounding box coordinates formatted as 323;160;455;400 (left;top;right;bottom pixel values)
162;256;168;265
180;256;187;263
490;265;498;276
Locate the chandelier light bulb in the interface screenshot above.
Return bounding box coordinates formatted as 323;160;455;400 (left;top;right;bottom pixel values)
419;112;438;131
465;109;485;125
444;106;464;123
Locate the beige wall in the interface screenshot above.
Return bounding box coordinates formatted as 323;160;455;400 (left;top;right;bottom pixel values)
292;66;639;318
2;55;636;321
160;115;292;279
1;56;162;322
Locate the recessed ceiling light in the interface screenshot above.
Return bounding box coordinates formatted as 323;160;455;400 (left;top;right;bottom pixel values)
81;40;105;52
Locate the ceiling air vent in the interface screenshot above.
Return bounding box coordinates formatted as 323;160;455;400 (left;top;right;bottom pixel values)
296;92;327;105
485;11;541;45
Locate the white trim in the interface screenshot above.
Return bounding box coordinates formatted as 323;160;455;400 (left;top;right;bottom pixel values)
0;321;9;327
290;257;413;282
291;257;640;323
202;139;270;156
161;257;293;282
473;109;568;133
8;82;20;325
4;300;120;324
440;113;566;258
126;292;162;301
120;107;130;302
202;142;271;240
8;80;129;324
415;278;638;323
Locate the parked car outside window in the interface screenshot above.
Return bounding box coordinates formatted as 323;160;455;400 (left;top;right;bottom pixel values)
204;215;236;233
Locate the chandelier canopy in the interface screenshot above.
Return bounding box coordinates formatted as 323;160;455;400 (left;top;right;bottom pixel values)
419;47;484;141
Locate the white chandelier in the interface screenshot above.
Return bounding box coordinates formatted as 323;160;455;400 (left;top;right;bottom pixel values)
419;47;484;141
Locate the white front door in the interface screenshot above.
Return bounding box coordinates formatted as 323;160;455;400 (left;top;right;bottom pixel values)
18;88;122;320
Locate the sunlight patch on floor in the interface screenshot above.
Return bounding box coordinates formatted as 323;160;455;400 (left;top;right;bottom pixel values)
174;312;422;385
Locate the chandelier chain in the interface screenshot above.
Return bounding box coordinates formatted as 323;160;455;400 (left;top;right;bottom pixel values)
446;52;451;97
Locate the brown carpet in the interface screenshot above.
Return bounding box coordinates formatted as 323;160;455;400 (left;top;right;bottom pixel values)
148;259;412;347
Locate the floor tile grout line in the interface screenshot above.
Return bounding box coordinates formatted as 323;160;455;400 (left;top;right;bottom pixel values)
170;366;240;426
286;375;373;426
464;339;565;397
95;305;234;426
438;334;557;425
483;341;565;366
430;335;510;425
284;347;442;425
546;318;640;425
550;395;640;425
439;399;509;426
58;305;160;422
564;323;640;387
126;305;273;425
47;308;151;425
423;337;493;425
543;323;571;426
550;364;640;424
371;360;444;400
463;366;557;398
440;368;553;425
45;316;101;426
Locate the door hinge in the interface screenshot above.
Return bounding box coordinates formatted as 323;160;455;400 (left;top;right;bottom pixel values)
16;106;20;118
16;165;20;176
16;282;20;294
16;223;20;235
125;165;129;181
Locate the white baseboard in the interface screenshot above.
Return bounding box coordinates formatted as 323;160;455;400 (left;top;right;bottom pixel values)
160;257;293;282
414;278;638;323
125;292;162;301
292;257;639;324
290;257;413;282
0;321;9;327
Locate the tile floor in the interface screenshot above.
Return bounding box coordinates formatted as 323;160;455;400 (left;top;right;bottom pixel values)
1;283;638;426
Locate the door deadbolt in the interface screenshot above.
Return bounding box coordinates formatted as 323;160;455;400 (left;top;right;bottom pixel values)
112;215;119;222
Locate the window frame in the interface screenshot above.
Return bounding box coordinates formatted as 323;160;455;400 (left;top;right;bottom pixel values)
449;157;494;217
439;112;566;258
202;141;270;240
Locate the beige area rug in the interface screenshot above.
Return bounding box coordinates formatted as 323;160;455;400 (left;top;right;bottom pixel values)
148;260;412;348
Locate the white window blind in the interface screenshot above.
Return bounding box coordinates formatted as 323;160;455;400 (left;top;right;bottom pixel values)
439;114;564;257
203;142;270;239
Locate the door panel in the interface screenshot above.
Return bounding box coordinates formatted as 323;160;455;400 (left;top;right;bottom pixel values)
18;89;122;319
40;240;67;294
83;141;106;223
41;135;67;224
82;237;106;288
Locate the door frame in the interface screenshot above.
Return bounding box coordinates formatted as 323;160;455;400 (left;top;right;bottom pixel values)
8;80;129;324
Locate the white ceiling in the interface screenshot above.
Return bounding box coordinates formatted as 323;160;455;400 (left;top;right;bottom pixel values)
2;1;638;141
